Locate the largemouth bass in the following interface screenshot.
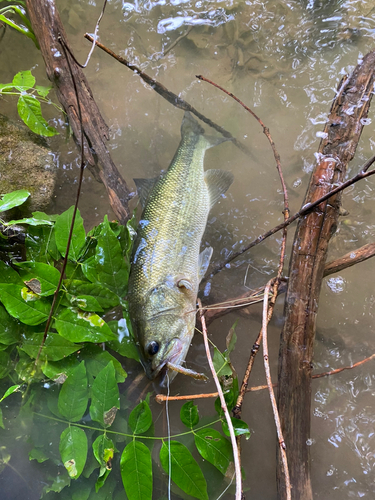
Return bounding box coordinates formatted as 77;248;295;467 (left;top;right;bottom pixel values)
128;112;233;385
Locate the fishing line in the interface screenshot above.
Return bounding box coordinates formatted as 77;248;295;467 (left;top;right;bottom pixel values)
166;373;172;500
215;473;235;500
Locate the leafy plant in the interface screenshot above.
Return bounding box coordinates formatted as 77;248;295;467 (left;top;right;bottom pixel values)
0;1;38;47
0;70;61;136
0;190;249;499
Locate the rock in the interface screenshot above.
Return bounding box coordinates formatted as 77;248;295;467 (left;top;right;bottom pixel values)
0;113;57;216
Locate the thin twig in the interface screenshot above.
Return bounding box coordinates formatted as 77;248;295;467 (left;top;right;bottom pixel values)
198;299;242;500
83;34;254;159
35;35;86;366
207;155;375;279
156;351;375;402
162;24;195;57
261;280;291;500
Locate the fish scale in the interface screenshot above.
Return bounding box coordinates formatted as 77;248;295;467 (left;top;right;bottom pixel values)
128;112;233;385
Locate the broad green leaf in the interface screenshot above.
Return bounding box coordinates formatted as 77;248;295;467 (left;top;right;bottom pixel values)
29;447;49;463
160;441;208;500
67;294;104;312
12;70;35;89
15;261;61;296
89;361;120;427
55;307;117;343
92;434;115;478
0;189;30;212
43;469;71;493
26;225;52;263
58;362;88;422
95;215;129;297
0;283;51;325
59;426;88;479
4;216;54;226
17;94;58;136
0;384;21;402
0;261;22;284
0;351;11;378
21;332;81;361
54;207;86;261
81;255;98;283
42;356;80;383
65;280;119;310
194;428;233;475
180;401;199;428
128;400;152;435
226;320;238;355
120;440;152;500
107;317;139;361
83;346;127;384
35;84;52;97
222;417;251;439
0;304;21;345
214;390;236;417
213;347;233;377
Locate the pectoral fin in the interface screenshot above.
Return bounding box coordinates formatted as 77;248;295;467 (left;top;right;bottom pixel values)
134;177;159;209
204;169;234;209
198;246;213;281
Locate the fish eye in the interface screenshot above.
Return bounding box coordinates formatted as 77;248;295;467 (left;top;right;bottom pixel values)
146;341;159;356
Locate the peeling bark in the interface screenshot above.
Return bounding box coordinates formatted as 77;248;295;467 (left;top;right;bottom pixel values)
276;51;375;500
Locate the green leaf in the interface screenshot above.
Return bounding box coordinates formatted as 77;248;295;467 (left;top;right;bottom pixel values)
17;94;58;136
194;428;233;475
160;441;208;500
120;440;152;500
0;407;3;429
107;318;139;361
12;70;35;89
128;400;152;435
180;401;199;428
59;426;88;479
26;225;56;263
222;417;251;439
0;384;21;402
92;434;115;478
4;216;54;226
0;351;11;378
21;332;81;361
95;215;129;297
83;346;127;384
81;255;98;283
0;304;21;345
89;361;120;427
0;189;30;212
15;261;61;296
55;307;117;343
58;362;88;422
29;447;49;463
67;294;104;312
35;84;52;97
54;207;86;261
65;280;119;310
0;283;51;325
213;347;233;377
0;261;22;284
226;320;238;355
41;355;80;382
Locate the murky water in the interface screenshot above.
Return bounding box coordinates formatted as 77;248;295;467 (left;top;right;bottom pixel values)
2;0;375;498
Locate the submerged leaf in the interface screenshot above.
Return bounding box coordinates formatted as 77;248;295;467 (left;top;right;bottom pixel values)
21;332;81;361
58;362;88;422
128;400;152;435
194;428;233;475
160;441;208;500
59;426;88;479
120;440;152;500
180;401;199;428
89;361;120;427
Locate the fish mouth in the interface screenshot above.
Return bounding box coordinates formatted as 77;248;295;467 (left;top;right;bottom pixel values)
148;337;186;387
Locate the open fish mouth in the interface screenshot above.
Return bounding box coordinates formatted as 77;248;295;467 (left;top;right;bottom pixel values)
149;338;187;386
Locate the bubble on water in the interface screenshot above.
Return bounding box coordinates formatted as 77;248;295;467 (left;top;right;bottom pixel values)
360;118;372;126
316;131;328;139
293;178;302;188
326;276;345;294
306;438;315;446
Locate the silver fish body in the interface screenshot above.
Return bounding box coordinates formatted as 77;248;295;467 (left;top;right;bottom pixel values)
128;112;233;385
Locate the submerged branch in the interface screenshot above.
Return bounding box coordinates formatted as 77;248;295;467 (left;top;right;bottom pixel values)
84;34;254;159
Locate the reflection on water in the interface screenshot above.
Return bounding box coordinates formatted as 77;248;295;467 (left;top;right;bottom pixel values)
1;0;375;498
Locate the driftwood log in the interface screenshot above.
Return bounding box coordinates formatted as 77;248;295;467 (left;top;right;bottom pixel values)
276;51;375;500
25;0;132;224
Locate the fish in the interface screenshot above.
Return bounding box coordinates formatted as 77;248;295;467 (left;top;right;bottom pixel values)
128;112;233;386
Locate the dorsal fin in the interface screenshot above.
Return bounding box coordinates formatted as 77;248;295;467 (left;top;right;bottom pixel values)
134;177;159;209
204;169;234;209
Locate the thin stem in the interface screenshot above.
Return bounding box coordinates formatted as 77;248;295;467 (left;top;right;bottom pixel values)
198;299;242;500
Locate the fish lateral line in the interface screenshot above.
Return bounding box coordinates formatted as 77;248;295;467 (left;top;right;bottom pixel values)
166;362;208;381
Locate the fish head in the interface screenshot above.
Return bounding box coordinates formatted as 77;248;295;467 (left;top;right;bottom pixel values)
136;281;197;386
